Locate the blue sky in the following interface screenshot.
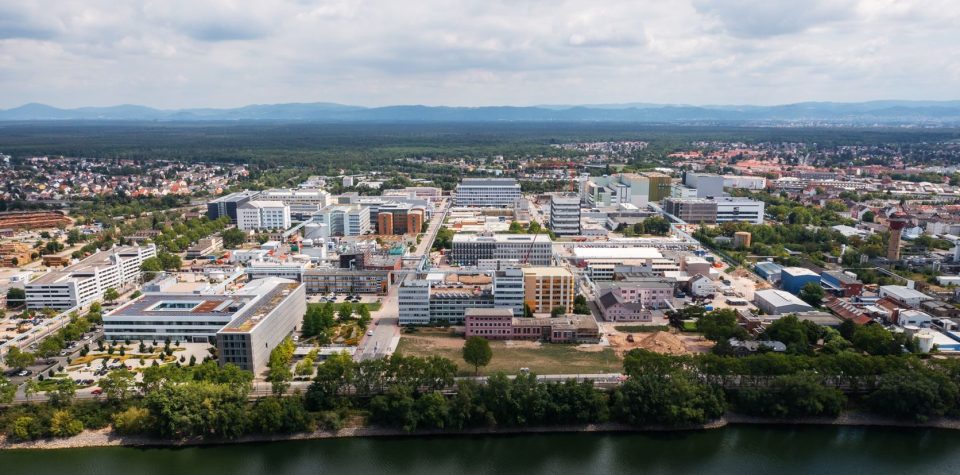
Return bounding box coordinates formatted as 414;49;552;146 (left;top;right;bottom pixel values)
0;0;958;108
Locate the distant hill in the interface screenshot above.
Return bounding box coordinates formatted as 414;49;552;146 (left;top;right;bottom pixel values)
3;100;960;124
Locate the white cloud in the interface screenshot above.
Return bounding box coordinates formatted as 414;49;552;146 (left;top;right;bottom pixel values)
0;0;957;108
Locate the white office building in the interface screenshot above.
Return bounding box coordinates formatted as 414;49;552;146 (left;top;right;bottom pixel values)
549;193;582;236
315;204;371;236
26;245;157;310
256;189;330;219
244;260;308;281
714;197;765;224
454;178;521;207
451;233;554;266
237;201;292;231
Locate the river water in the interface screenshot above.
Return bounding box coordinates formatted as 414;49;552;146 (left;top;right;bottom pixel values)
2;425;958;475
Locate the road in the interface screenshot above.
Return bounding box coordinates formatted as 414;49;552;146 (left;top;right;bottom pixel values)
353;198;449;361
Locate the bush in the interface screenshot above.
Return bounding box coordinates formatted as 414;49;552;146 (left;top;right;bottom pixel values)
112;407;153;435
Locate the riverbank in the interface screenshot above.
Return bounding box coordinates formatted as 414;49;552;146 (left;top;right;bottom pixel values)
5;411;960;451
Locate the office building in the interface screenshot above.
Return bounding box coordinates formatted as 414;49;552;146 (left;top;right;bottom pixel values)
237;201;292;231
315;204;371;236
549;193;581;236
682;172;725;198
244;260;307;281
523;266;575;314
302;268;392;294
465;309;600;343
662;198;718;224
26;244;156;310
216;279;306;373
451;233;553;266
398;270;525;325
207;191;258;223
256;189;330;220
104;276;304;357
373;202;426;235
454;178;521;207
714;197;765;224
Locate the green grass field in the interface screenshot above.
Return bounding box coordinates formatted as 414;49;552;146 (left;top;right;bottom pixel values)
396;328;622;376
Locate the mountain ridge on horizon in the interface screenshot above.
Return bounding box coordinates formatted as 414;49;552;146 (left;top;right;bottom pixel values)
4;100;960;123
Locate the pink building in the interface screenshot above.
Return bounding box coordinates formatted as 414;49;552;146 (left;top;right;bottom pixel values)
597;291;652;322
464;308;515;340
600;279;674;310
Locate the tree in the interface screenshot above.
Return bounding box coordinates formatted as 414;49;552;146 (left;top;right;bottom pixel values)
0;375;15;403
867;370;958;422
47;378;77;407
735;373;846;418
462;337;492;375
613;371;726;427
573;295;591;315
221;228;247;248
5;347;35;370
103;287;120;303
6;287;25;307
696;309;746;342
49;410;84;437
338;302;353;320
523;303;534;318
112;407;153;435
100;368;136;402
23;379;39;402
862;211;875;223
550;306;566;318
852;324;900;356
798;282;825;307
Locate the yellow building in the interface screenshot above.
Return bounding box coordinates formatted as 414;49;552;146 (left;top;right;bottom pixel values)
522;266;575;314
641;172;673;203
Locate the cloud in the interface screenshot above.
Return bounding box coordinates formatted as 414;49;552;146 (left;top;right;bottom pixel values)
0;0;957;108
691;0;858;38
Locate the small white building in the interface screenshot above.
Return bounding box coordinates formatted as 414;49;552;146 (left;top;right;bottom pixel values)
879;285;933;308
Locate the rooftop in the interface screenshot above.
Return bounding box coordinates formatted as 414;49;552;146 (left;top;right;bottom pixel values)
755;289;814;309
572;247;663;260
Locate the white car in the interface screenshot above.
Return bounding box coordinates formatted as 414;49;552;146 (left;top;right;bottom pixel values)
367;330;374;336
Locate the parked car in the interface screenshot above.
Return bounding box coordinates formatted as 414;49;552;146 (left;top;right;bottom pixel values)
16;369;32;377
91;388;103;396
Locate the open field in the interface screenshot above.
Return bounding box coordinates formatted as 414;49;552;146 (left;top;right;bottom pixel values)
396;327;622;376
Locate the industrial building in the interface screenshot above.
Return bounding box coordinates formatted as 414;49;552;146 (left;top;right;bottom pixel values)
780;267;821;295
754;289;815;315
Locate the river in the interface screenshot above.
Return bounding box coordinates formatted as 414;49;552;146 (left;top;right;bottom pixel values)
2;425;958;474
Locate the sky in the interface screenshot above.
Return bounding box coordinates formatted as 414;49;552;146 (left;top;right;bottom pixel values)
1;0;959;109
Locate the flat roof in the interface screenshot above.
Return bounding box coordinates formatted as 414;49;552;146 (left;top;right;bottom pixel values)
572;247;663;260
453;233;553;244
522;266;574;277
880;285;932;301
782;267;820;277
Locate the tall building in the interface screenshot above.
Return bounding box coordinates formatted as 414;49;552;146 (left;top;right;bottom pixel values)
398;270;526;324
206;191;258;223
237;201;292;231
315;204;371;236
522;266;575;314
454;178;521;207
549;193;581;236
27;245;157;310
451;233;554;266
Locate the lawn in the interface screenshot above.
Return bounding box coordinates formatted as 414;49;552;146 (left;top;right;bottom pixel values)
308;302;381;312
396;328;623;376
